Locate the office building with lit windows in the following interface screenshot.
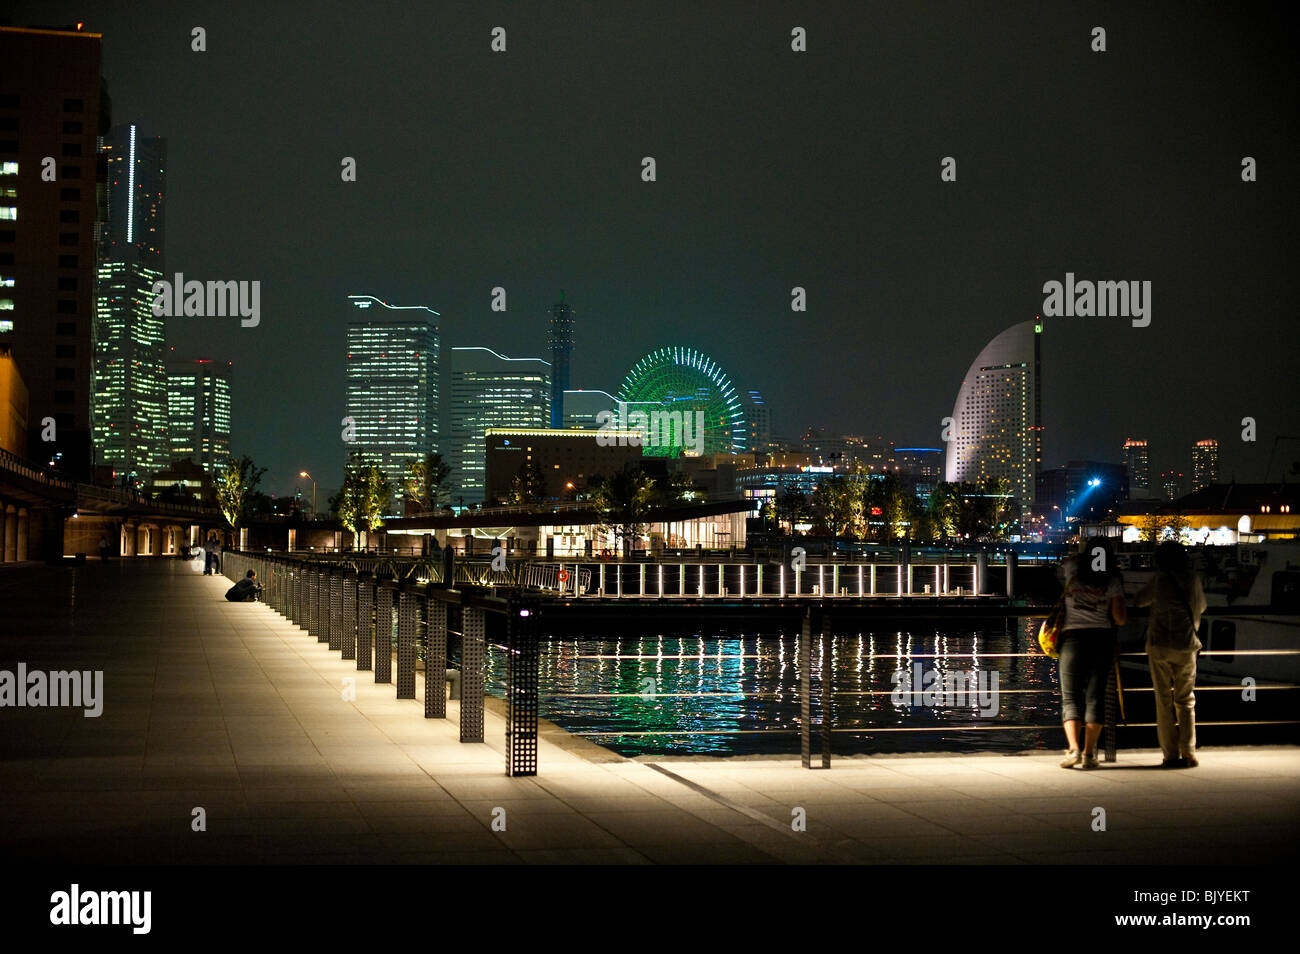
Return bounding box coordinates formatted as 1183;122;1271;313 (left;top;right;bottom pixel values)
446;346;550;506
743;389;772;453
93;122;169;479
562;388;618;430
167;356;230;477
944;320;1043;505
1192;439;1219;492
1122;438;1151;495
344;295;439;503
0;25;108;477
1161;470;1188;502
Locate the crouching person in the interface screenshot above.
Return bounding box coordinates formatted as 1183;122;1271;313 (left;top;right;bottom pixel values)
225;569;263;602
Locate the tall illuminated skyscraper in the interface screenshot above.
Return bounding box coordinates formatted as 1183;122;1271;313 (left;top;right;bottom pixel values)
548;293;573;428
93;123;168;478
944;320;1043;505
1122;438;1150;494
167;356;230;476
1192;439;1219;491
0;25;108;477
345;295;440;505
447;346;550;505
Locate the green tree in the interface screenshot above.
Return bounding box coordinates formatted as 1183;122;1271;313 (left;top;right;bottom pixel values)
654;470;699;507
590;469;658;556
1136;512;1161;544
216;455;267;530
775;487;809;533
331;454;393;546
982;476;1019;540
402;452;452;513
927;482;963;543
508;459;547;504
879;474;910;541
812;475;861;539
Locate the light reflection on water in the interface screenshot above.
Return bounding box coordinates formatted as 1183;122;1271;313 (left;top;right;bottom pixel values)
484;617;1063;757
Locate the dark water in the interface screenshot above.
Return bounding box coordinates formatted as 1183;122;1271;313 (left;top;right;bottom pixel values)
479;619;1298;757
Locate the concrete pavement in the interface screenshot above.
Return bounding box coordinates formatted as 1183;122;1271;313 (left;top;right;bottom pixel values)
0;560;1295;864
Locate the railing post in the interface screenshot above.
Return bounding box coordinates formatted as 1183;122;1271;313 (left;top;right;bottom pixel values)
396;586;418;699
460;605;485;743
328;569;342;651
341;570;357;660
307;566;320;639
356;572;373;671
800;606;832;769
425;593;447;719
374;581;393;683
505;597;540;776
318;566;332;644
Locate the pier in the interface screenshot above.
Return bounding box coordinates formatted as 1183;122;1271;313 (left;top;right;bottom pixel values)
0;559;1295;864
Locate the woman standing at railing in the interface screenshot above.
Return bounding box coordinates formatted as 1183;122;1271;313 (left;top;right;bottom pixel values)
1058;537;1127;769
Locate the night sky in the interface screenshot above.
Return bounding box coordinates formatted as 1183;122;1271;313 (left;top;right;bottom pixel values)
12;1;1300;498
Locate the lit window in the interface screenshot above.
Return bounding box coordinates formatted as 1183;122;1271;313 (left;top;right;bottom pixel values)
0;163;15;175
0;319;11;332
0;207;14;221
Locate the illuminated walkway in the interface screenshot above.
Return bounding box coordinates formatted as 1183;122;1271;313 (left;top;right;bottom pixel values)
0;561;1295;864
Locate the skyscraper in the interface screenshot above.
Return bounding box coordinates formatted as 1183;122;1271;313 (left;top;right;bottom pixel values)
548;293;573;428
0;25;108;477
344;295;440;505
167;356;231;477
1161;470;1188;502
446;346;550;506
743;389;771;453
1122;438;1150;495
562;388;618;429
944;320;1043;505
1192;439;1219;491
94;123;168;478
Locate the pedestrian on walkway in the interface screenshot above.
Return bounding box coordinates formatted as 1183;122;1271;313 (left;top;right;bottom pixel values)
1136;541;1206;768
1058;537;1127;770
98;534;109;562
204;531;219;575
225;569;263;602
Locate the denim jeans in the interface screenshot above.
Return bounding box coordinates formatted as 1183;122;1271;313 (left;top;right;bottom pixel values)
1058;628;1114;724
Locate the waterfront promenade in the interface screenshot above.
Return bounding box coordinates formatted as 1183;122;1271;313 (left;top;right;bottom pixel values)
0;561;1295;865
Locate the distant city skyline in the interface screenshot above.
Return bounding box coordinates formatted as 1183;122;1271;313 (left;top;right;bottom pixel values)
4;3;1296;499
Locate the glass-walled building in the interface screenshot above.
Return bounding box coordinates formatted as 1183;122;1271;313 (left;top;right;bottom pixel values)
94;123;168;478
345;295;440;505
1192;439;1219;492
167;356;231;476
548;295;573;428
1122;437;1150;494
446;346;550;506
944;320;1043;506
0;25;108;476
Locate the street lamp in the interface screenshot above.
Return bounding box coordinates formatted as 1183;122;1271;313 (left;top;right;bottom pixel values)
299;471;316;517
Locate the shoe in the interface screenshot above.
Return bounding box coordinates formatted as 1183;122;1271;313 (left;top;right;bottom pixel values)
1161;758;1187;769
1182;755;1198;768
1080;753;1100;770
1060;749;1081;768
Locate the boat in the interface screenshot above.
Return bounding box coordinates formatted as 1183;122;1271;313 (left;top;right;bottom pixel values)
1117;543;1300;684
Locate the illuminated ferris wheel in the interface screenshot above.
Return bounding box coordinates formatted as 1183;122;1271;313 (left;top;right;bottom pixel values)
617;346;748;457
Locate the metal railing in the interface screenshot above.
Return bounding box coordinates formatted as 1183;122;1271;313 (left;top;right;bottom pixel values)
222;549;541;777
